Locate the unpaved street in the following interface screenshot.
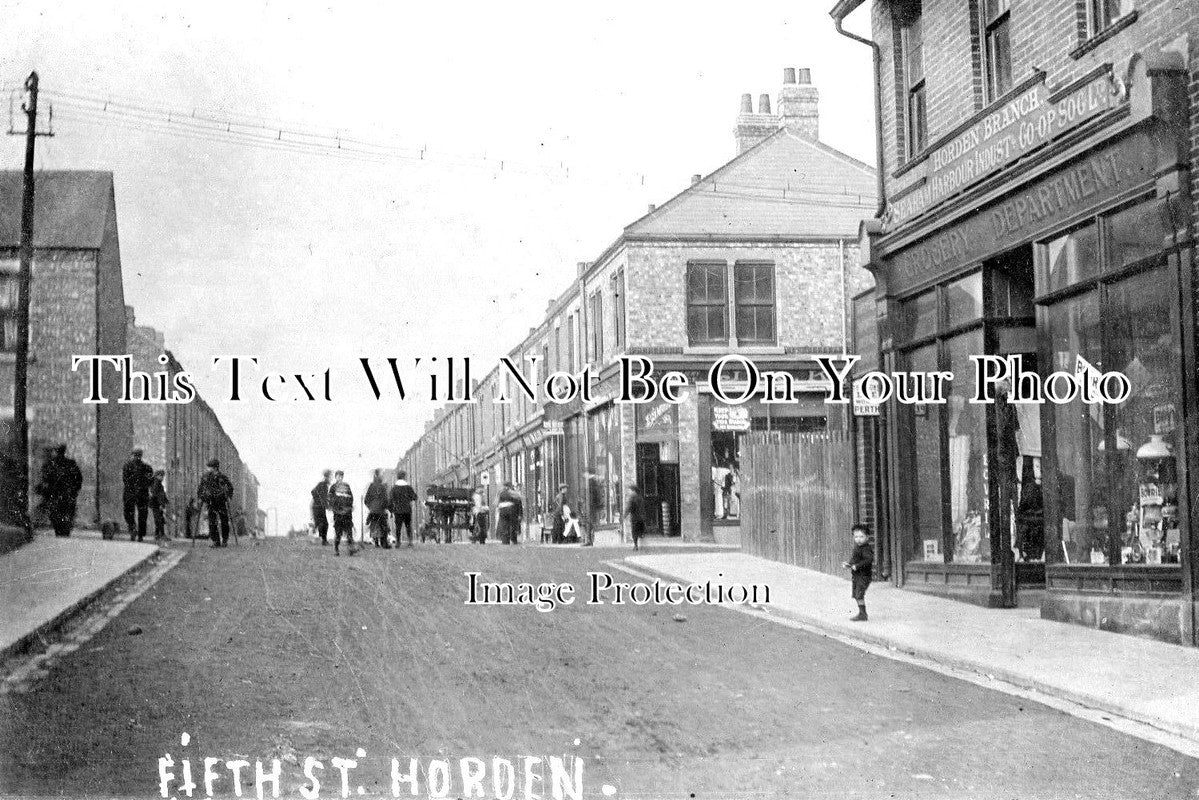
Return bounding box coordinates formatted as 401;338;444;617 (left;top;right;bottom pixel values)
2;538;1197;799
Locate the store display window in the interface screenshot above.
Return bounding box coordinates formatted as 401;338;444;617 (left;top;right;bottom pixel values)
588;405;623;525
1038;197;1181;567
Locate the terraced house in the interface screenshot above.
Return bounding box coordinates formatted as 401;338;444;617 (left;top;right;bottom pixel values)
397;68;876;545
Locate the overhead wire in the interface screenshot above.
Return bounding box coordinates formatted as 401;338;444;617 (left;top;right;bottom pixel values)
13;81;883;204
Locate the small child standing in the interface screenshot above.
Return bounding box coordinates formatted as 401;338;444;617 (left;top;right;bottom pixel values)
842;523;874;621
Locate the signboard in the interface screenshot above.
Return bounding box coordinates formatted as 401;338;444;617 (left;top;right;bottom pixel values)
543;420;564;436
636;400;678;443
712;405;751;431
852;382;880;417
889;71;1120;228
887;130;1155;294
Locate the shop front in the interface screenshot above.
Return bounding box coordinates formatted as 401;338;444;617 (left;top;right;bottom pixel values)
862;58;1197;644
692;368;833;543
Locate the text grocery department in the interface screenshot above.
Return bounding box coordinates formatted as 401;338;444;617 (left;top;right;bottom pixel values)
69;352;1131;407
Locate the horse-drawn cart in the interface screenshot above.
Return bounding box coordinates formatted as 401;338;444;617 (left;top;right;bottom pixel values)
421;485;474;543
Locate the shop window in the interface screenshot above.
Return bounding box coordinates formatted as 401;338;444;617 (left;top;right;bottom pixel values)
899;5;926;158
899;289;938;342
1045;292;1110;564
1107;200;1166;270
983;0;1013;102
1043;222;1099;294
587;405;622;525
686;262;728;345
907;344;944;561
945;272;983;329
1086;0;1134;36
1039;199;1180;567
1107;272;1182;564
734;262;776;344
947;329;988;562
991;254;1036;318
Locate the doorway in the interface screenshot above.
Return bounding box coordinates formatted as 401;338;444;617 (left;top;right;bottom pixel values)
636;442;681;537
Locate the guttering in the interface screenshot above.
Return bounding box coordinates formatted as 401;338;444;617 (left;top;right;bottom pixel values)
830;1;886;220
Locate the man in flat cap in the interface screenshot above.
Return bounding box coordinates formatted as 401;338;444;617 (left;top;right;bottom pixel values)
197;458;235;547
122;448;154;541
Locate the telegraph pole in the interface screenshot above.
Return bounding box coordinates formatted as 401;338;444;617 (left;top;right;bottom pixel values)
7;71;50;535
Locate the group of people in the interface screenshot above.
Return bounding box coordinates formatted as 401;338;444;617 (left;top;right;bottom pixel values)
124;448;238;547
467;481;525;544
310;469;419;556
33;445;239;546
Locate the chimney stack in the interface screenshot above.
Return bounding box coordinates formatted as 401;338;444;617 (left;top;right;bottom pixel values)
577;261;590;277
778;66;819;140
691;174;702;185
647;204;657;213
734;90;778;154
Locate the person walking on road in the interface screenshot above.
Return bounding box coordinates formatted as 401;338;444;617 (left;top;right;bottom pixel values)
365;469;391;548
626;485;646;551
389;470;418;547
311;470;332;545
198;458;235;548
38;444;82;538
328;470;356;556
122;448;154;542
149;469;169;541
497;481;523;545
842;523;874;622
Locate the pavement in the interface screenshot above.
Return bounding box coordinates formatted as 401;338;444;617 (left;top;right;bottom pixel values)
622;550;1199;750
0;530;161;658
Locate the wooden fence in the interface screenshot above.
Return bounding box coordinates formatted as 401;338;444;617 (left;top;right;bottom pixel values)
740;431;854;577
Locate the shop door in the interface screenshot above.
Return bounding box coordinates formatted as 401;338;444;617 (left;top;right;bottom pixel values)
636;443;662;535
658;463;681;537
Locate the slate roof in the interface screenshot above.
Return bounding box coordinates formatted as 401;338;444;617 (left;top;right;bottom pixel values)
626;129;876;239
0;171;114;249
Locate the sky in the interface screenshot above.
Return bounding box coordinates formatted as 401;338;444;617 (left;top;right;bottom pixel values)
0;1;875;533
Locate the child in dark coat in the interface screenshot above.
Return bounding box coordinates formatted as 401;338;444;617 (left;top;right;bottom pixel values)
842;523;874;621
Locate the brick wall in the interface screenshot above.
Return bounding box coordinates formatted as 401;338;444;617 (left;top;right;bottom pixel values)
626;241;868;352
874;0;1199;215
26;250;102;524
95;202;133;524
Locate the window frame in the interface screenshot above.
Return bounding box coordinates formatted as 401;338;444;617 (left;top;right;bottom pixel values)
899;5;927;159
611;268;627;350
686;261;730;346
982;0;1013;104
733;261;777;346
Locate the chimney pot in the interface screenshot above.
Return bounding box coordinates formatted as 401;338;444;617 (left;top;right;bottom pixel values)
797;67;811;84
691;174;702;184
758;93;772;115
783;67;797;84
739;93;753;113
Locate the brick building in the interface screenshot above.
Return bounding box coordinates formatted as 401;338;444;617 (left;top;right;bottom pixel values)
398;69;876;544
832;0;1199;645
0;172;132;544
126;327;260;539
